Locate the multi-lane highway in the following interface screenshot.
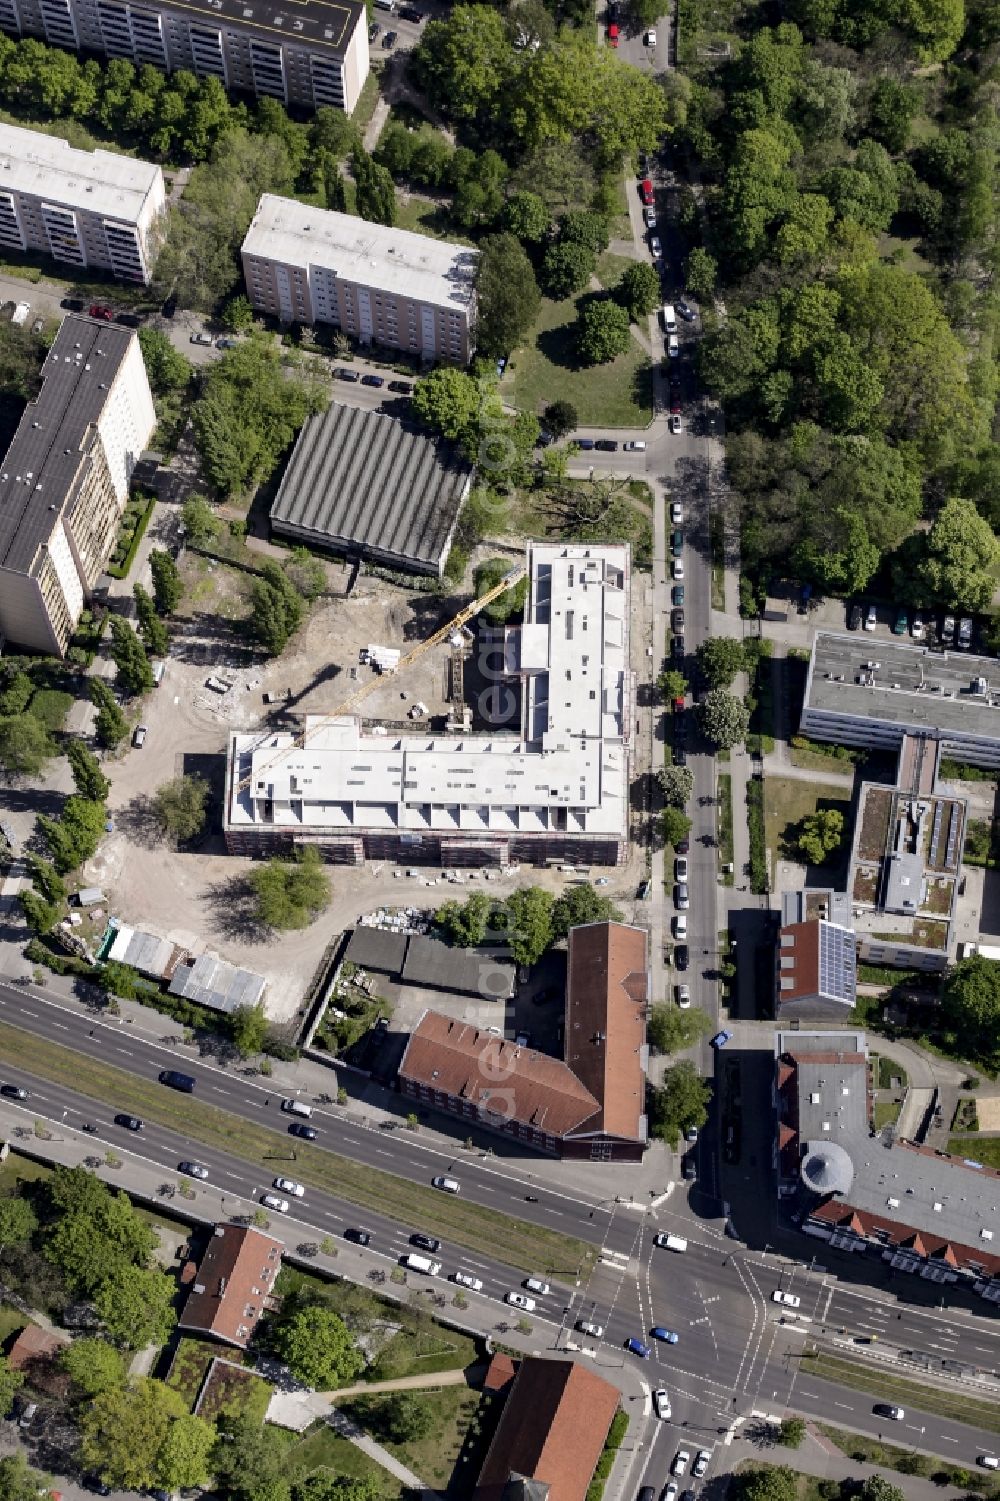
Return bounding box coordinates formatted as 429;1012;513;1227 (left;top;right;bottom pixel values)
2;978;999;1485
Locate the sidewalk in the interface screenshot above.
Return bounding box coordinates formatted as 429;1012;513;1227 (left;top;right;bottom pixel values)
727;1421;977;1501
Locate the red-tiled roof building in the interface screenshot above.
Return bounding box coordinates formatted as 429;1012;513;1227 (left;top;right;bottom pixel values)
178;1224;283;1348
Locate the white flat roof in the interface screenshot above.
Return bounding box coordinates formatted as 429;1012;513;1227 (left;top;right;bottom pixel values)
0;124;163;222
242;194;479;314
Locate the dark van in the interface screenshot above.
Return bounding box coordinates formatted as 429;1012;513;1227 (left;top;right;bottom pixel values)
159;1069;196;1093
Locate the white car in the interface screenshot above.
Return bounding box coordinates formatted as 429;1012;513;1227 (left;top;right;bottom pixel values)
670;501;683;524
675;856;688;880
506;1292;536;1311
661;1487;678;1501
978;1456;1000;1470
672;914;687;939
667;334;679;358
575;1319;604;1337
524;1277;550;1294
669;413;682;434
692;1451;711;1479
451;1271;483;1291
772;1289;801;1308
644;207;657;227
260;1193;289;1214
274;1176;305;1198
675;882;689;910
190;331;214;345
672;1450;690;1478
672;557;684;580
684;1124;698;1143
432;1175;460;1193
644;27;656;43
649;235;662;257
864;604;877;631
675;984;691;1008
653;1389;672;1420
911;612;925;640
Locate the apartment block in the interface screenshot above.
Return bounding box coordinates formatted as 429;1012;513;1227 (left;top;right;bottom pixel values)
242;194;479;364
0;0;368;115
0;124;165;283
0;314;155;656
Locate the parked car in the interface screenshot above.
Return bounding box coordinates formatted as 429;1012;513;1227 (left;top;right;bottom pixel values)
661;1487;679;1501
31;318;44;334
644;27;657;43
368;20;380;38
382;28;397;44
672;914;687;939
399;4;424;17
61;297;85;312
672;585;685;606
190;331;213;345
640;179;655;206
848;604;863;630
607;21;619;43
452;1271;483;1290
178;1161;209;1180
89;304;114;321
893;609;908;636
675;855;688;880
710;1030;733;1048
595;438;618;451
942;613;956;644
653;1389;671;1419
675;882;689;910
672;1451;691;1478
361;373;385;387
959;616;973;649
675;984;691;1008
692;1452;711;1479
506;1292;536;1310
217;336;239;349
337;366;361;381
672;608;685;631
684;1122;697;1141
343;1228;371;1245
667;334;680;357
864;604;877;631
672;558;684;579
671;528;683;556
644;206;657;227
132;724;147;748
676;300;697;321
388;379;413;394
911;612;925;640
670;413;682;434
672;743;687;766
671;635;685;661
260;1194;289;1214
288;1122;317;1140
674;945;689;970
649;235;662;257
274;1176;305;1197
670;500;683;524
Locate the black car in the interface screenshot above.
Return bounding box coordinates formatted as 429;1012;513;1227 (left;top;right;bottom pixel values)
83;1479;111;1496
672;745;687;766
116;312;142;327
360;373;385;387
388;379;412;394
674;945;689;971
382;28;397;45
289;1122;318;1140
161;295;177;318
399;4;424;18
368;20;380;38
61;297;85;312
848;603;863;630
336;366;361;382
682;1153;697;1181
114;1113;143;1131
595;439;618;451
637;1489;654;1501
671;607;685;631
672;585;685;606
0;1084;27;1100
676;300;697;322
344;1228;371;1246
158;1069;196;1093
671;634;685;659
410;1232;441;1253
670;528;684;556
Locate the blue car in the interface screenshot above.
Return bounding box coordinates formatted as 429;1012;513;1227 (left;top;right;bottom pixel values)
625;1337;651;1358
711;1030;733;1049
651;1326;679;1343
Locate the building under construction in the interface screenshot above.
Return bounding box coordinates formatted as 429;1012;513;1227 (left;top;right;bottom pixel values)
222;542;634;867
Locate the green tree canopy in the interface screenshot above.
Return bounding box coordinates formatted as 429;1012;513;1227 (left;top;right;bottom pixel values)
352;147;396;225
248;562;306;656
542;239;596;299
0;1453;48;1501
211;1417;292;1501
618;261;661;322
698;690;751;749
502;190;550;243
137;328;190;394
646;1005;711;1055
94;1263;177;1349
109;617;154;698
695;637;747;688
230;1002;268;1057
735;1466;799;1501
435;892;495;947
941;954;1000;1066
648;1061;711;1145
413;367;481;448
0;716;54;778
0;1196;37;1254
576;299;631;364
155;1412;216;1490
0;1357;23;1422
542;400;578;439
61;1336;128;1398
250;847;331;930
90;680;129;750
37;796;107;874
133;584;170;658
475;233;542;358
912;497;1000;611
149;550;183;615
660;807;692;849
474;559;528;623
66;740;110;802
659;764;694;807
181;495;220;548
794;808;844;863
80;1378;187;1492
502;886;555;966
153;775;210;845
272;1303;364;1389
550;882;623;939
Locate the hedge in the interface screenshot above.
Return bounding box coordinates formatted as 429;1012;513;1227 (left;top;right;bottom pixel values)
747;775;767;893
105;495;155;580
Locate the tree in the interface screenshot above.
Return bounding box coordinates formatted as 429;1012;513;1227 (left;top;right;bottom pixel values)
149;550;183;615
646;1005;711;1055
777;1417;806;1448
0;1454;46;1501
109;617;154;697
18;889;60;934
735;1467;798;1501
250;847;331;930
698;690;751;749
913;498;1000;613
868;76;917;154
272;1304;364;1389
658;669;688;703
230;1002;268;1057
648;1061;710;1145
475;233;541;358
659;764;693;807
0;1356;23;1422
550;882;623;939
367;1393;432;1442
576;299;631;364
295;1478;380;1501
89;680;129;750
352;147;396;225
212;1417;292;1501
660;807;692;849
898;0;964;60
941;955;1000;1064
502;886;554;966
695;637;746;689
856;1481;905;1501
435;892;494;947
80;1379;187;1492
61;1337;128;1398
137;328;190;395
0;716;54;778
153;775;209;844
248;563;305;656
221;294;255;333
542;239;596;299
542;400;577;439
286;548;327;602
37;796;107;874
181;495;219;548
412;367;481;447
41;1170;157;1295
156;1413;215;1491
474;559;528;623
66;741;110;802
133;584;169;657
618;261;660;322
0;669;33;717
411;6;515;122
502;190;549;243
0;1195;37;1255
94;1263;177;1349
795;808;844;864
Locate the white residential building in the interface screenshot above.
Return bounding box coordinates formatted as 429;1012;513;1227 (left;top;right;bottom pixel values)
0;314;156;655
242;194;479;364
224;543;634;866
0;124;165;283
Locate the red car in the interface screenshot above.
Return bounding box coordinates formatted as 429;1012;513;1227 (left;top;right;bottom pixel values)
88;304;113;321
639;178;654;206
607;21;619;44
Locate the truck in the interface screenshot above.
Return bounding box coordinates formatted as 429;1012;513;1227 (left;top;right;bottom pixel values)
401;1253;441;1275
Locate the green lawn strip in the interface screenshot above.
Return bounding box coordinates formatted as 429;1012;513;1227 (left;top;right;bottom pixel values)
948;1135;1000;1168
873;1100;900;1130
788;744;857;775
276;1420;402;1500
815;1420;972;1483
708;511;726;611
343;1387;481;1489
717;772;734;886
0;1021;594;1278
595;250;638;291
800;1349;1000;1432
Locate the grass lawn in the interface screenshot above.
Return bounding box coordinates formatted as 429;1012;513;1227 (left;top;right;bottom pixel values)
29;688;75;733
394;195;475;245
0;1025;594;1279
717;773;734;885
0;1304;29;1344
508;293;653;427
352;67;383;140
873;1099;901;1130
0;1153;53;1195
789;743;857;775
763;776;852;870
799;1348;1000;1432
344;1387;483;1489
948;1135;1000;1168
815;1420;968;1482
278;1420;401;1499
595;250;638;291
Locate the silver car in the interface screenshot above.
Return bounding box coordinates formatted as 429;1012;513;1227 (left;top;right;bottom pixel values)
178;1161;209;1180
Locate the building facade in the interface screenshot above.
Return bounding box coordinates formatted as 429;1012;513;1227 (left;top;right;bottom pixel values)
0;124;164;283
224;543;633;867
0;0;368;115
242;195;479;363
0;314;155;655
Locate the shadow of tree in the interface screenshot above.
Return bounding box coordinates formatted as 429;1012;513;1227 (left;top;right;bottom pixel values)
204;872;271;945
114;792;167;850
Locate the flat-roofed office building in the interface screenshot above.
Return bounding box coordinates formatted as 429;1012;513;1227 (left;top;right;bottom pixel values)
242;195;479;364
0;314;155;655
0;124;165;283
0;0;368;115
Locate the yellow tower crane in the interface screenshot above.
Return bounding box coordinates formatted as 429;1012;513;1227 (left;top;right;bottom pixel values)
236;563;526;795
